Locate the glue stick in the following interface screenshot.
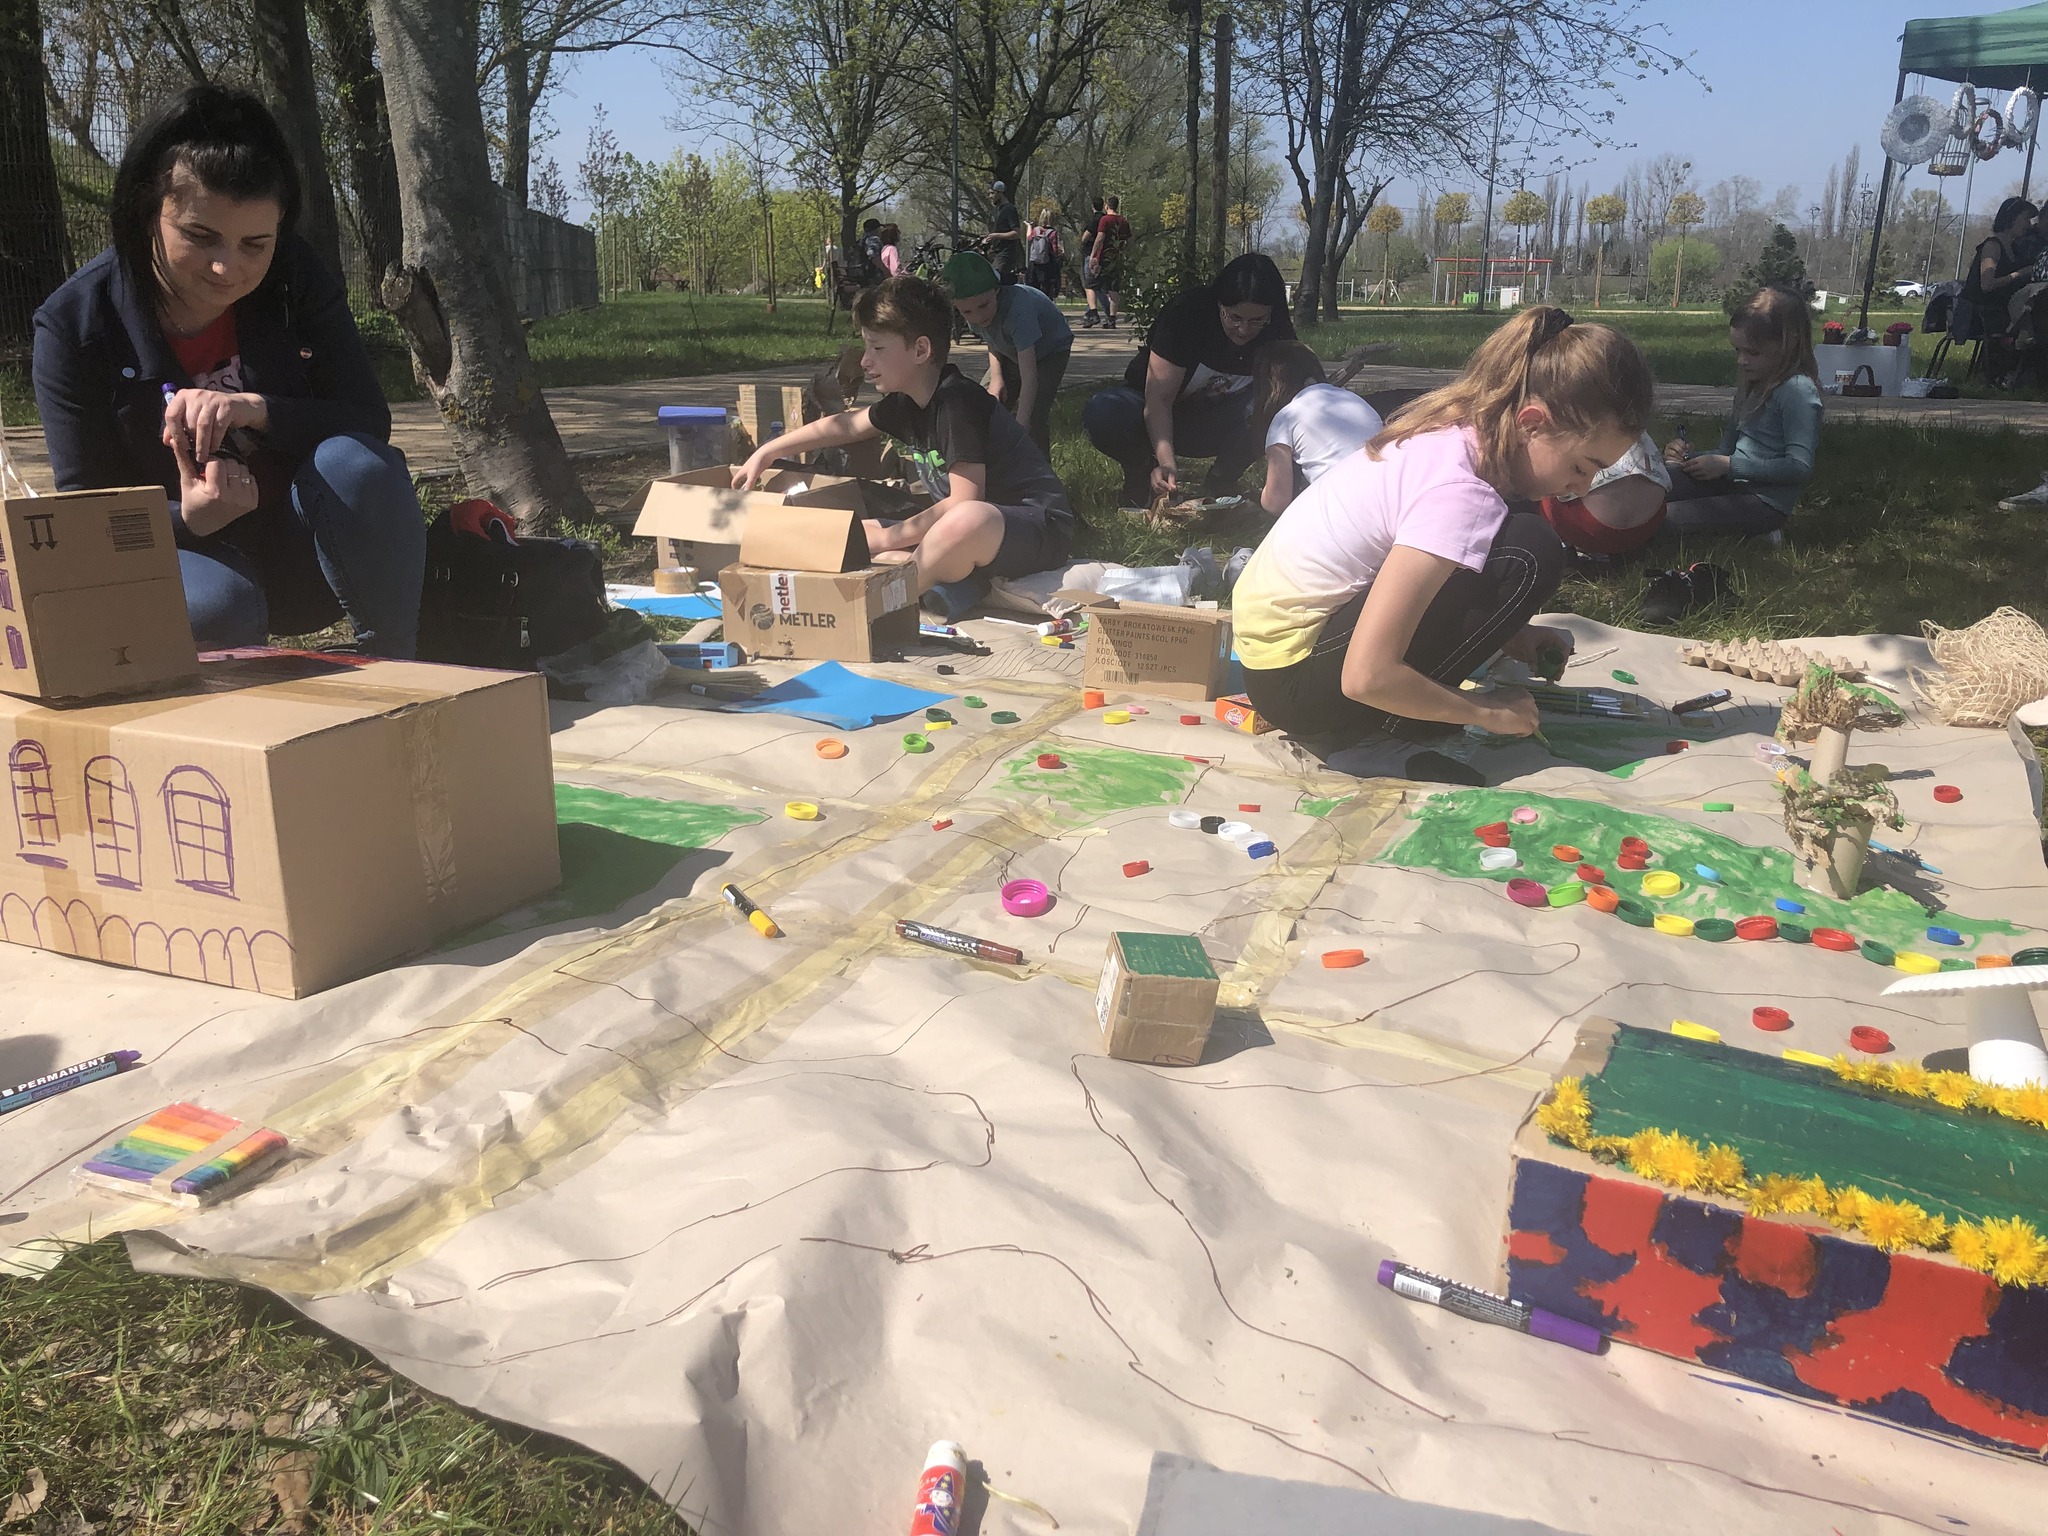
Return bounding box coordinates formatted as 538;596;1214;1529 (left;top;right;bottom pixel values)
909;1440;968;1536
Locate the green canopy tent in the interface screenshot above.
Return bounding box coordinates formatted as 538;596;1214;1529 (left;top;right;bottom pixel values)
1860;2;2048;327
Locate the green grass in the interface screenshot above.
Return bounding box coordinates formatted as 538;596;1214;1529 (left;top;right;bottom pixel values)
0;1239;691;1533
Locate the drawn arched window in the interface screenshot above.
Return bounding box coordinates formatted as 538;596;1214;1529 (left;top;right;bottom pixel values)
161;766;235;897
10;741;64;868
84;756;141;890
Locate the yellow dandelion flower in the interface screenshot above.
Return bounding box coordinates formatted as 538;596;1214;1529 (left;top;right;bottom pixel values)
1833;1055;1884;1087
2007;1085;2048;1130
1650;1133;1709;1191
1949;1220;1992;1274
1909;1210;1950;1250
1748;1173;1806;1215
1885;1062;1931;1097
1702;1143;1746;1192
1549;1078;1589;1118
1830;1186;1868;1228
1795;1176;1832;1213
1928;1072;1978;1110
1979;1217;2048;1287
1625;1128;1666;1179
1856;1197;1927;1252
1980;1086;2021;1121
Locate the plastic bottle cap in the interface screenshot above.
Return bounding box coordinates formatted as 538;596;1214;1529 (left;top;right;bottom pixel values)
1616;852;1648;871
1130;707;1149;716
1479;846;1521;871
815;738;849;759
1246;840;1278;859
903;733;932;753
1640;870;1683;898
1474;821;1511;840
1653;913;1695;936
1849;1024;1892;1054
927;719;954;731
1894;951;1940;974
1933;784;1962;803
1506;879;1548;907
1200;815;1226;834
1123;860;1150;878
1752;1006;1792;1032
1576;864;1607;884
1926;925;1964;946
1322;948;1367;968
1550;844;1583;862
1612;670;1637;684
1940;957;1975;972
1168;809;1203;829
2017;948;2048;966
1239;803;1261;813
1774;897;1807;914
1217;820;1254;839
931;818;954;831
1812;927;1857;951
1510;807;1541;825
784;801;820;820
1619;837;1650;856
991;711;1020;724
1734;915;1779;941
1978;953;2015;967
1180;714;1203;725
1616;900;1654;927
1083;690;1107;708
1102;709;1132;725
1585;884;1621;913
1001;879;1052;917
1859;939;1896;966
1665;740;1690;754
964;696;985;708
1547;881;1586;907
1778;921;1813;944
1702;801;1735;812
926;707;953;722
1694;863;1722;882
1036;752;1064;769
1693;918;1736;942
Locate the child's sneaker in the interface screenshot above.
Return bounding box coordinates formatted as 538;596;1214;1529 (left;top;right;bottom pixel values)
1998;474;2048;510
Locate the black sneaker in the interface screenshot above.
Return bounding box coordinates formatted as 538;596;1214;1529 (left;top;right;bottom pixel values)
1642;562;1731;626
1081;310;1099;329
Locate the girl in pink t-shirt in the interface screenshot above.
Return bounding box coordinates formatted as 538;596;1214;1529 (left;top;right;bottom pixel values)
1232;306;1652;743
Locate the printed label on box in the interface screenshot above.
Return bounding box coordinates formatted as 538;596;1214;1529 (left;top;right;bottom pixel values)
1096;947;1123;1040
882;574;910;614
768;570;801;617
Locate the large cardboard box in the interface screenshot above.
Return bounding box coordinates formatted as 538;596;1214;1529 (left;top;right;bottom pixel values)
717;504;917;662
1084;600;1234;702
0;487;199;701
630;467;871;581
0;652;559;998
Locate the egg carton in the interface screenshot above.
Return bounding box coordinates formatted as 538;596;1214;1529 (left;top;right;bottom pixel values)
1679;639;1864;686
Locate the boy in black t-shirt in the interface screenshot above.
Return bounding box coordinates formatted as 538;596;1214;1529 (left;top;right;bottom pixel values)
734;275;1075;592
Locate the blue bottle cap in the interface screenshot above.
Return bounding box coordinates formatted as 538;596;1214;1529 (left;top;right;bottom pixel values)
1246;840;1277;859
1774;897;1806;914
1694;863;1721;882
1926;925;1964;946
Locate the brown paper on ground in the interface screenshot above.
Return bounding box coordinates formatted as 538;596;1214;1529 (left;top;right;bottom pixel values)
3;619;2045;1536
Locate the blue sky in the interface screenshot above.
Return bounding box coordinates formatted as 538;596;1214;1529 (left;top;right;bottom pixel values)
539;0;2042;222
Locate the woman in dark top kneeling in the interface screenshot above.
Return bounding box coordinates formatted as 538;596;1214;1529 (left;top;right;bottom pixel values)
33;85;425;656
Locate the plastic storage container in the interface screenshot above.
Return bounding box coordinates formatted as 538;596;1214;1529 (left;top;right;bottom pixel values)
660;405;730;473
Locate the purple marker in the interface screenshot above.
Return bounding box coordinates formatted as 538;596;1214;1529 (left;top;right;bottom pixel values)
1378;1258;1604;1354
0;1050;143;1116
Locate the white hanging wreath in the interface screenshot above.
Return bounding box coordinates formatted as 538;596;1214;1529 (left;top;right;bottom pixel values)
2004;86;2040;147
1952;83;1979;135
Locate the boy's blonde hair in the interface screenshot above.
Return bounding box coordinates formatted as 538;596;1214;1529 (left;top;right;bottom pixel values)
1729;287;1818;420
854;274;952;363
1370;306;1653;486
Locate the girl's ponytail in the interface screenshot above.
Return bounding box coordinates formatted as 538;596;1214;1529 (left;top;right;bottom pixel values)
1368;304;1654;487
1251;340;1326;440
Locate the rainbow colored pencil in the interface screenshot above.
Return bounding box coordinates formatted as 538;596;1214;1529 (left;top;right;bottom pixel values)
74;1102;288;1208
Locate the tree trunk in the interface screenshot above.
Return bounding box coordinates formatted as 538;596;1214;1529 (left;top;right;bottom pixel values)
0;0;71;357
1209;10;1230;274
1182;0;1201;277
500;0;532;207
308;0;404;285
251;0;345;281
368;0;593;535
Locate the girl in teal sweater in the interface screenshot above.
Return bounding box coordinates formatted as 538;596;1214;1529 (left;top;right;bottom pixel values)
1661;286;1823;537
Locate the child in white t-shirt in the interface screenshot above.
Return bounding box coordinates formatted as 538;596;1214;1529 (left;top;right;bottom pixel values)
1254;342;1385;513
1233;307;1654;744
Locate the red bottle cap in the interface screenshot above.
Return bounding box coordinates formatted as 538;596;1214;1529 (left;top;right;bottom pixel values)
1180;714;1202;725
1664;740;1690;754
1734;915;1779;941
1474;821;1511;840
1037;753;1064;769
1813;927;1857;951
1850;1024;1893;1053
1321;948;1367;968
1576;864;1607;884
1122;859;1150;878
1752;1006;1792;1032
1933;784;1962;803
1239;803;1261;812
1616;852;1648;871
1619;837;1650;857
931;818;954;831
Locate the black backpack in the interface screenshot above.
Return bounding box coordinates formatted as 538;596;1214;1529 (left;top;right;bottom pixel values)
416;510;609;671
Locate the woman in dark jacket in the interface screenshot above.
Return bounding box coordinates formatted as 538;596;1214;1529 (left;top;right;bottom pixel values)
33;85;424;655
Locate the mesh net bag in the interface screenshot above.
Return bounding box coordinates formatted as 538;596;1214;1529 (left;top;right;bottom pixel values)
1915;607;2048;727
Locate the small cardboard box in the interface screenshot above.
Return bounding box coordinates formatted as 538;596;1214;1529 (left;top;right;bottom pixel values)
630;467;870;578
736;382;807;452
1214;694;1275;734
0;487;199;701
1096;931;1220;1066
719;565;918;662
0;651;559;998
1084;600;1233;702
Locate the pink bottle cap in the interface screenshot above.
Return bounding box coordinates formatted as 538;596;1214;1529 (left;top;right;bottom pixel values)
1001;878;1052;917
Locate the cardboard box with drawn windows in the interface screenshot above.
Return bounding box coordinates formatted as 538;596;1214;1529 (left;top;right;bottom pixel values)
0;652;560;997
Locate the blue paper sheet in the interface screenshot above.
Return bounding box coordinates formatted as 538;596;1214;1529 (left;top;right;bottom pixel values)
614;592;723;620
721;661;955;731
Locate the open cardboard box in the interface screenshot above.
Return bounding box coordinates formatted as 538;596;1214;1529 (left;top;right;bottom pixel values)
1;486;200;701
718;504;918;662
629;468;873;579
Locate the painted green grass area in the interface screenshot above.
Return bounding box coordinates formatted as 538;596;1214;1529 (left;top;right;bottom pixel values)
994;744;1197;824
1300;794;1355;819
1378;787;2026;953
458;786;767;944
1585;1026;2048;1230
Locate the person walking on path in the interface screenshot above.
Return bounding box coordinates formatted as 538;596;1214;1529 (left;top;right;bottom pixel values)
1082;251;1295;509
1090;196;1131;330
943;251;1074;457
983;180;1024;285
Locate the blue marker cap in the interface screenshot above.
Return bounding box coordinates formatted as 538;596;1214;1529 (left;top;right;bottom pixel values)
1774;897;1806;914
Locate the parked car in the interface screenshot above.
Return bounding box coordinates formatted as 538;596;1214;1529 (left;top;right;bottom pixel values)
1891;279;1930;300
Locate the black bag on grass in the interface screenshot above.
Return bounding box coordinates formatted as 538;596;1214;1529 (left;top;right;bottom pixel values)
416;505;608;671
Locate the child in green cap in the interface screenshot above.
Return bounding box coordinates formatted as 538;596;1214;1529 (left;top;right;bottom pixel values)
732;275;1076;598
941;250;1074;455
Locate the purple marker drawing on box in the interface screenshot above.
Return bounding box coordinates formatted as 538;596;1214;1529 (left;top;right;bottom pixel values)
162;766;235;897
85;756;143;890
5;627;22;670
10;740;66;869
0;568;14;612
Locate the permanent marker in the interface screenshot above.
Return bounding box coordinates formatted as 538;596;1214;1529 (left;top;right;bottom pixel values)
1378;1258;1604;1354
894;919;1023;966
1670;686;1732;716
0;1051;143;1116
